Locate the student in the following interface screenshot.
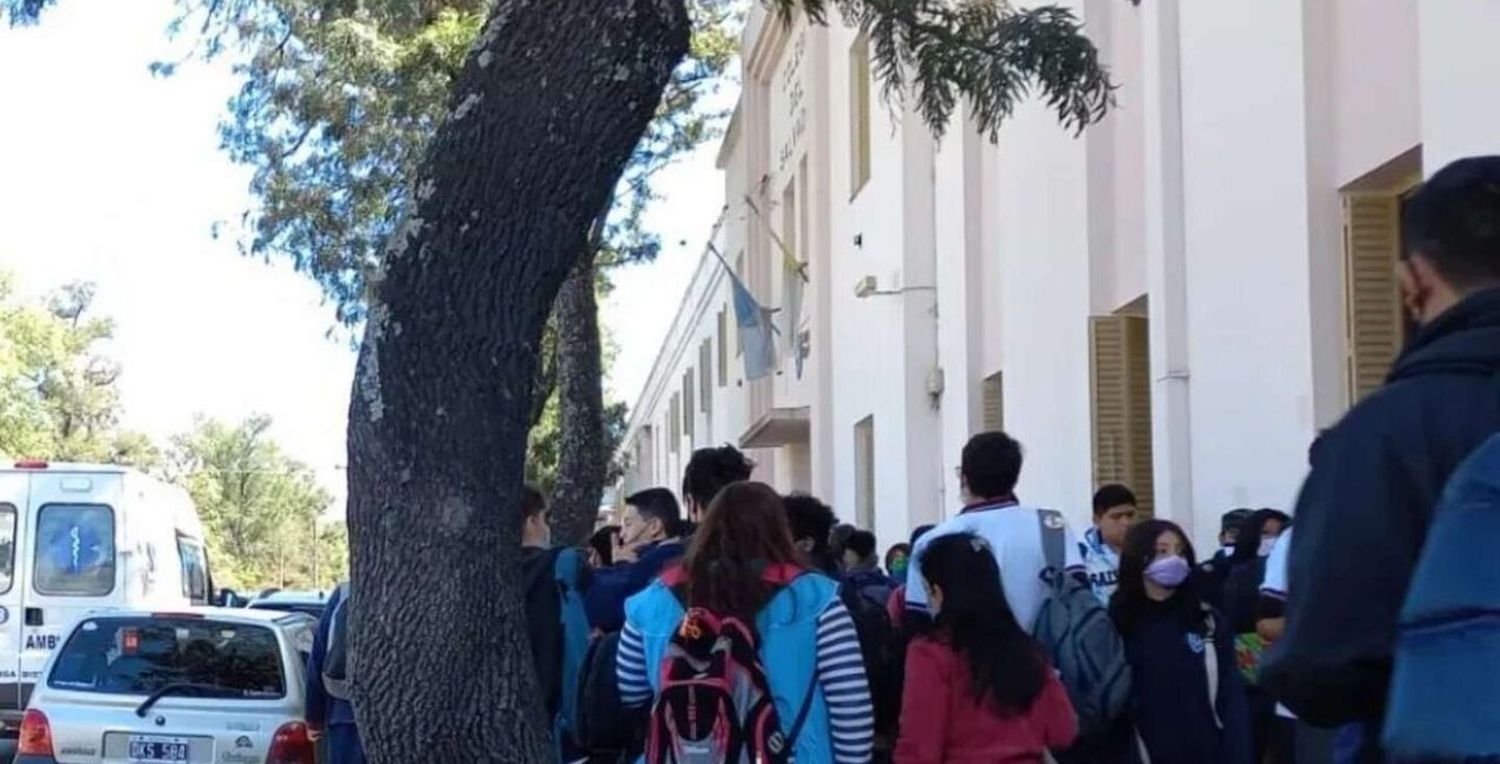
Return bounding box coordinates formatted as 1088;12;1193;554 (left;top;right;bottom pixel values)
680;445;755;523
1257;527;1335;764
585;488;688;633
307;581;365;764
907;432;1085;632
885;543;911;581
518;486;591;762
1110;520;1252;764
785;492;842;575
894;533;1077;764
888;525;935;628
843;530;897;609
1264;158;1500;758
617;482;873;763
1198;509;1254;611
1220;509;1290;764
830;523;858;570
588;525;621;568
1082;484;1138;604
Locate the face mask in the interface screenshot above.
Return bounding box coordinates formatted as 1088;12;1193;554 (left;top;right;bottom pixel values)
889;560;908;580
1145;555;1190;588
1258;537;1277;557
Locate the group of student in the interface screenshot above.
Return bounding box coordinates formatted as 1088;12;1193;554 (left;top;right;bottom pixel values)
303;155;1500;764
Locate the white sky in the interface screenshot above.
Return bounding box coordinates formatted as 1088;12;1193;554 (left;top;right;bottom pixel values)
0;0;728;515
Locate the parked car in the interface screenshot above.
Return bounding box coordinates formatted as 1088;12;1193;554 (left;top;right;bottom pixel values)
246;590;329;620
0;462;216;735
16;608;317;763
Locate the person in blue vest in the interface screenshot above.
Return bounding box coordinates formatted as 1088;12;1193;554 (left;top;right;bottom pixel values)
1263;156;1500;761
616;481;873;763
307;583;365;764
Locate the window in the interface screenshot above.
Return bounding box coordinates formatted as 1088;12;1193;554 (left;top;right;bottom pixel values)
849;31;872;197
34;504;116;596
669;395;681;454
982;372;1004;432
699;340;713;414
49;616;285;698
682;371;695;440
1343;193;1406;403
1089;315;1155;517
854;416;875;530
782;179;798;262
0;503;16;595
717;309;729;386
177;535;210;605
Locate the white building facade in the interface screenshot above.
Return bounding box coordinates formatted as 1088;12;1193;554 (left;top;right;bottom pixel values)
618;0;1500;550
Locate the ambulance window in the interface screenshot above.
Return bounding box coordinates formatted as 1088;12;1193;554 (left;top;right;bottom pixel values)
34;504;116;596
177;537;209;605
0;504;14;594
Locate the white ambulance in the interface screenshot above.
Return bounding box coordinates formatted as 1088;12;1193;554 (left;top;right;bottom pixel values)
0;461;212;734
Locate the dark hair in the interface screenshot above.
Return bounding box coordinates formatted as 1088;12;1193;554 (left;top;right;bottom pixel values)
1229;508;1292;564
589;525;620;566
627;487;684;537
1403;156;1500;289
521;484;546;519
682;446;754;510
1092;484;1138;516
920;533;1047;714
910;524;936;549
1220;508;1253;536
1110;519;1205;637
845;530;877;561
960;432;1023;500
783;493;838;553
829;523;857;554
681;482;802;620
885;543;910;571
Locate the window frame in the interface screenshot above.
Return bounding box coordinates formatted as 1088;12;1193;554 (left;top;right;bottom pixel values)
0;502;17;596
176;533;210;606
33;503;117;597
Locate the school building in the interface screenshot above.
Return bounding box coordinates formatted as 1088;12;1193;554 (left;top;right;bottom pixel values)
615;0;1500;550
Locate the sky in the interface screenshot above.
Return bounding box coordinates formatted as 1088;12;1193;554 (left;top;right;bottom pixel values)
0;0;728;514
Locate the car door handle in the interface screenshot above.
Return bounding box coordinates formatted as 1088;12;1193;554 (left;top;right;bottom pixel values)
23;608;41;627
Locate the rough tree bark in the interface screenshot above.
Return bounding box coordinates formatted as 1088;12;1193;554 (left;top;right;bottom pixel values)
548;252;606;547
343;0;690;760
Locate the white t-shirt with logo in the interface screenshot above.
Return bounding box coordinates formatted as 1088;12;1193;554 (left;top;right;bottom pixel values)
905;501;1085;632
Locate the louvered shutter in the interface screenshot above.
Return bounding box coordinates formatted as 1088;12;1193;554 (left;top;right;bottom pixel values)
1090;315;1156;517
981;372;1004;432
1343;194;1403;403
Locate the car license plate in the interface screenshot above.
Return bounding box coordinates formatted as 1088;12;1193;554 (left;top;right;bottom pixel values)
128;735;191;762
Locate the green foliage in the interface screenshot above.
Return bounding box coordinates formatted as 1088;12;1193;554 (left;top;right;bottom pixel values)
0;273;156;466
774;0;1112;138
525;393;629;498
166;414;345;590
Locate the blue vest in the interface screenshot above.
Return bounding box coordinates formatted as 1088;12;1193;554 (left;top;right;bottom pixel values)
624;572;838;764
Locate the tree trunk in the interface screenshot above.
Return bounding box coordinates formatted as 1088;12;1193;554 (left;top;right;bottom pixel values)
343;0;690;760
548;254;606;546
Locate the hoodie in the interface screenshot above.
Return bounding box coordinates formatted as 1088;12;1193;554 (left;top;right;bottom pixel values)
1263;288;1500;729
583;538;685;633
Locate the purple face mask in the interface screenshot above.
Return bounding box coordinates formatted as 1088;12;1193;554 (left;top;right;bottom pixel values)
1145;555;1191;588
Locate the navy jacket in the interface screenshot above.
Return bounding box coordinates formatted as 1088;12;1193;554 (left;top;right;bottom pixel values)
1123;599;1252;764
306;585;358;729
583;538;685;632
1263;288;1500;728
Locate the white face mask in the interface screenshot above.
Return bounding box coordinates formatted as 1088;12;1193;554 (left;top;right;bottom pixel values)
1258;537;1276;557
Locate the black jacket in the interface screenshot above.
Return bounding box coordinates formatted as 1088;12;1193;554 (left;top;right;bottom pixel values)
1262;288;1500;727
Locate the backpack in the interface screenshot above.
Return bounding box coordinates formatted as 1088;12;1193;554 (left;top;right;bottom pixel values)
646;566;818;764
554;548;593;750
836;579;897;741
1383;433;1500;761
575;630;648;759
323;582;352;701
1031;509;1131;738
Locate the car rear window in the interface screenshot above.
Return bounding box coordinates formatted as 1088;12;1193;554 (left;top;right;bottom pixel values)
34;503;116;596
48;617;285;698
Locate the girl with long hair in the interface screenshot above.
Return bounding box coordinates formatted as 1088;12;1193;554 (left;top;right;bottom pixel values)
616;481;873;764
894;533;1076;763
1110;520;1252;764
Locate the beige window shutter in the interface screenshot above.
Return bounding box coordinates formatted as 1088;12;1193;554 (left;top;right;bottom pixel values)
1343;194;1403;403
981;372;1004;432
854;416;875;530
683;371;695;440
1089;315;1156;517
717;309;729;386
700;340;713;414
669;394;681;455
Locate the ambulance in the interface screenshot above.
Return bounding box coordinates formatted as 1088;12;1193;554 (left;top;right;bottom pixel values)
0;461;212;734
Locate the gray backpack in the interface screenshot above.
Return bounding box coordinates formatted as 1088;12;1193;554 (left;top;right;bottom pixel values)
323;582;352;701
1031;509;1131;738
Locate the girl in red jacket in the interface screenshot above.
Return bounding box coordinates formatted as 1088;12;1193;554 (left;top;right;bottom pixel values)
895;533;1078;764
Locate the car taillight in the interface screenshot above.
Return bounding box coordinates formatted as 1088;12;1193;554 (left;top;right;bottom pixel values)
13;459;48;469
18;709;53;757
267;721;316;764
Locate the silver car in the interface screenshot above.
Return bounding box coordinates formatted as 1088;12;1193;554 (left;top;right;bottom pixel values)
16;608;317;764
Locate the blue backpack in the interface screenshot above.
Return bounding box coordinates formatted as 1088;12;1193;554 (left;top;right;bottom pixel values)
1384;433;1500;761
553;548;592;756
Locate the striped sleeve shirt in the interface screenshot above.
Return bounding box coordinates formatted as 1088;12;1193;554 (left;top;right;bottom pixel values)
616;598;874;764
